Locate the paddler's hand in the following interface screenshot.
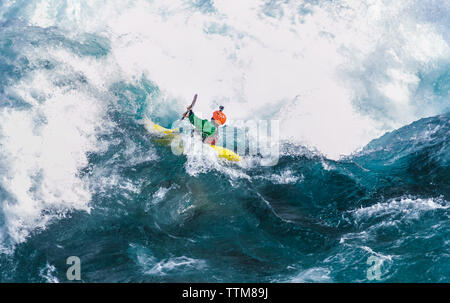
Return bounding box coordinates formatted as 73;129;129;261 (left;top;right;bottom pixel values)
180;94;197;120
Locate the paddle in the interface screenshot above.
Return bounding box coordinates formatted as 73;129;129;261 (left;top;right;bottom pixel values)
181;94;198;120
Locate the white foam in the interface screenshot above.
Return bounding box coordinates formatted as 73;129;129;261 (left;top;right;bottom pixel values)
180;133;251;180
39;262;59;283
14;0;447;159
1;0;448;250
255;169;303;185
145;256;207;276
352;197;448;221
0;50;112;252
130;243;207;276
150;184;179;206
276;267;332;283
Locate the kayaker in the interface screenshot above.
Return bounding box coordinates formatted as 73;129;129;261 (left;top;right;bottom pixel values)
183;105;226;146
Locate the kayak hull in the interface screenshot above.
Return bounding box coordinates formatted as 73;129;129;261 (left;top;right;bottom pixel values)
143;117;241;162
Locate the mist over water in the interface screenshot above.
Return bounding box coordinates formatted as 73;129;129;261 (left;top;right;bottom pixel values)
0;0;448;282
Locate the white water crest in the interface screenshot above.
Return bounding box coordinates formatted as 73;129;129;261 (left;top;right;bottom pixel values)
2;0;448;158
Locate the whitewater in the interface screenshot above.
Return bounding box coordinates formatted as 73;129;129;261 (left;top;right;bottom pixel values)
0;0;448;282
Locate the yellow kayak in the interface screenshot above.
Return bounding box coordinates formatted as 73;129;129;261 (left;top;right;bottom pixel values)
143;116;241;162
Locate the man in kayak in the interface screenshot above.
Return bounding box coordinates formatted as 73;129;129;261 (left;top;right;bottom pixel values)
183;105;226;146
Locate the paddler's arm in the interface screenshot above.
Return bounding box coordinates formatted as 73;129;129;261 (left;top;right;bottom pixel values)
184;110;203;131
184;111;215;137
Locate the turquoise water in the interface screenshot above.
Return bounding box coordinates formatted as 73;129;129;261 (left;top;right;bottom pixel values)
0;1;449;282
